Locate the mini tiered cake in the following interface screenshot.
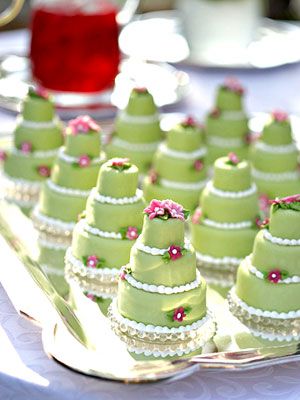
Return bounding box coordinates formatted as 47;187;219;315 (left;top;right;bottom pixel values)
1;88;63;210
65;158;145;309
105;88;163;174
250;111;300;198
32;115;105;247
143;117;208;210
108;199;215;359
191;153;259;292
229;195;300;342
206;78;249;164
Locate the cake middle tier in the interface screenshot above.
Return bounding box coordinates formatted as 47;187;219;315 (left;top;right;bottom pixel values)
115;119;162;143
118;277;207;327
250;145;298;173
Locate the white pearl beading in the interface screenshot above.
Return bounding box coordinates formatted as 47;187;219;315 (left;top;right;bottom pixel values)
202;218;253;230
122;268;202;294
255;141;297;154
134;239;190;256
32;207;76;232
229;288;300;319
112;137;161;152
79;219;122;240
11;147;58;158
158;143;207;160
160;178;208;191
91;187;143;205
248;327;300;342
38;237;68;251
252;168;300;182
1;172;41;206
41;264;65;277
246;255;300;284
2;173;41;190
58;148;105;165
221;110;246;120
118;111;160;124
17;115;61;129
196;251;242;267
207;135;244;148
263;229;300;246
208;181;257;198
65;247;119;279
47;180;91;197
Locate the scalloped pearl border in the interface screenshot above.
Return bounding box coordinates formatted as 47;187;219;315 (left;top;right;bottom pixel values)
160;178;208;191
41;264;65;277
248;327;300;342
207;135;244;148
252;168;300;181
92;187;143;205
246;255;300;283
208;182;257;199
229;288;300;319
17;116;60;129
118;111;160;124
134;239;190;256
202;218;253;230
32;207;76;231
2;172;42;190
196;251;242;266
47;180;91;197
263;229;300;246
58;148;105;165
79;219;122;240
159;143;207;160
122;267;202;294
111;137;160;152
11;147;58;158
255;141;297;154
38;237;68;251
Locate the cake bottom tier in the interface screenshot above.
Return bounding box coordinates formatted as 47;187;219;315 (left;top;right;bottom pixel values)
143;177;201;211
206;145;248;165
253;177;300;198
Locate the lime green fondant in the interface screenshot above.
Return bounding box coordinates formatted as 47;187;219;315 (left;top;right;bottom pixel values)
126;90;157;116
249;146;298;173
14;124;63;151
252;230;300;275
72;223;133;268
115;120;162;143
143;177;200;211
206;145;249;165
191;223;257;258
4;152;54;181
261;119;293;145
105;143;154;174
269;208;300;240
216;87;243;111
65;131;101;158
130;245;196;286
22;96;55;122
254;178;300;199
96;161;139;198
206;116;248;137
51;158;101;190
167;124;203;151
85;197;145;232
236;260;300;312
201;188;259;223
213;157;251;191
39;182;87;222
141;215;185;249
118;277;207;327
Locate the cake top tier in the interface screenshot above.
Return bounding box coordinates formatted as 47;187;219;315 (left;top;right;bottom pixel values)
64;115;101;157
141;199;189;248
125;87;158;117
261;111;293;145
213;153;252;191
215;78;245;112
166;117;204;151
268;195;300;240
96;158;139;198
22;87;55;122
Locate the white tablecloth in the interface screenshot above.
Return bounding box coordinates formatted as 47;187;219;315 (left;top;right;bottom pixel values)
1;29;300;400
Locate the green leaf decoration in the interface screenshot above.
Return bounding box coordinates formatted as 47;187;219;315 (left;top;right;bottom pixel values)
119;227;128;240
28;87;46;100
183;209;190;220
166;310;175;322
110;163;131;172
281;270;289;280
162;251;171;263
272;201;300;213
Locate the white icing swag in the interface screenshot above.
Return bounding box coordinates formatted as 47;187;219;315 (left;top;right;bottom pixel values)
135;239;190;256
263;229;300;246
208;181;257;198
47;180;91;197
118;111;160;124
159;143;207;160
160;178;207;191
17;115;61;129
207;136;245;148
91;187;143;205
111;137;160;152
255;141;297;154
252;168;300;182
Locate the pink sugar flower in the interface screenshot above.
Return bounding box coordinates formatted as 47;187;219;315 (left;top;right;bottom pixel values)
86;293;95;301
168;245;183;261
164;199;185;221
255;217;269;229
224;77;244;95
37;165;51;177
192;208;202;225
0;150;7;161
144;199;166;220
194;159;204;171
133;87;148;94
36;86;49;99
272;110;288;123
119;267;127;281
270;194;300;205
149;169;159;184
68;115;100;135
259;194;270;213
20;141;32;154
126;226;139;240
228;152;240;165
86;255;98;268
173;307;186;322
111;158;130;167
183;116;196;127
78;155;91;168
267;269;282;284
210;107;221;119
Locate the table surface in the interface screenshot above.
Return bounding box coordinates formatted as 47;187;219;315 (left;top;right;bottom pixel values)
1;29;300;400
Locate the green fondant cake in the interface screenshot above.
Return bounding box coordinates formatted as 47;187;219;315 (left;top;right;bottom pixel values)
32;115;105;245
105;87;163;174
229;194;300;342
1;87;63;209
143;117;208;210
108;199;215;359
64;158;145;308
206;78;249;164
250;111;300;199
191;153;259;293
